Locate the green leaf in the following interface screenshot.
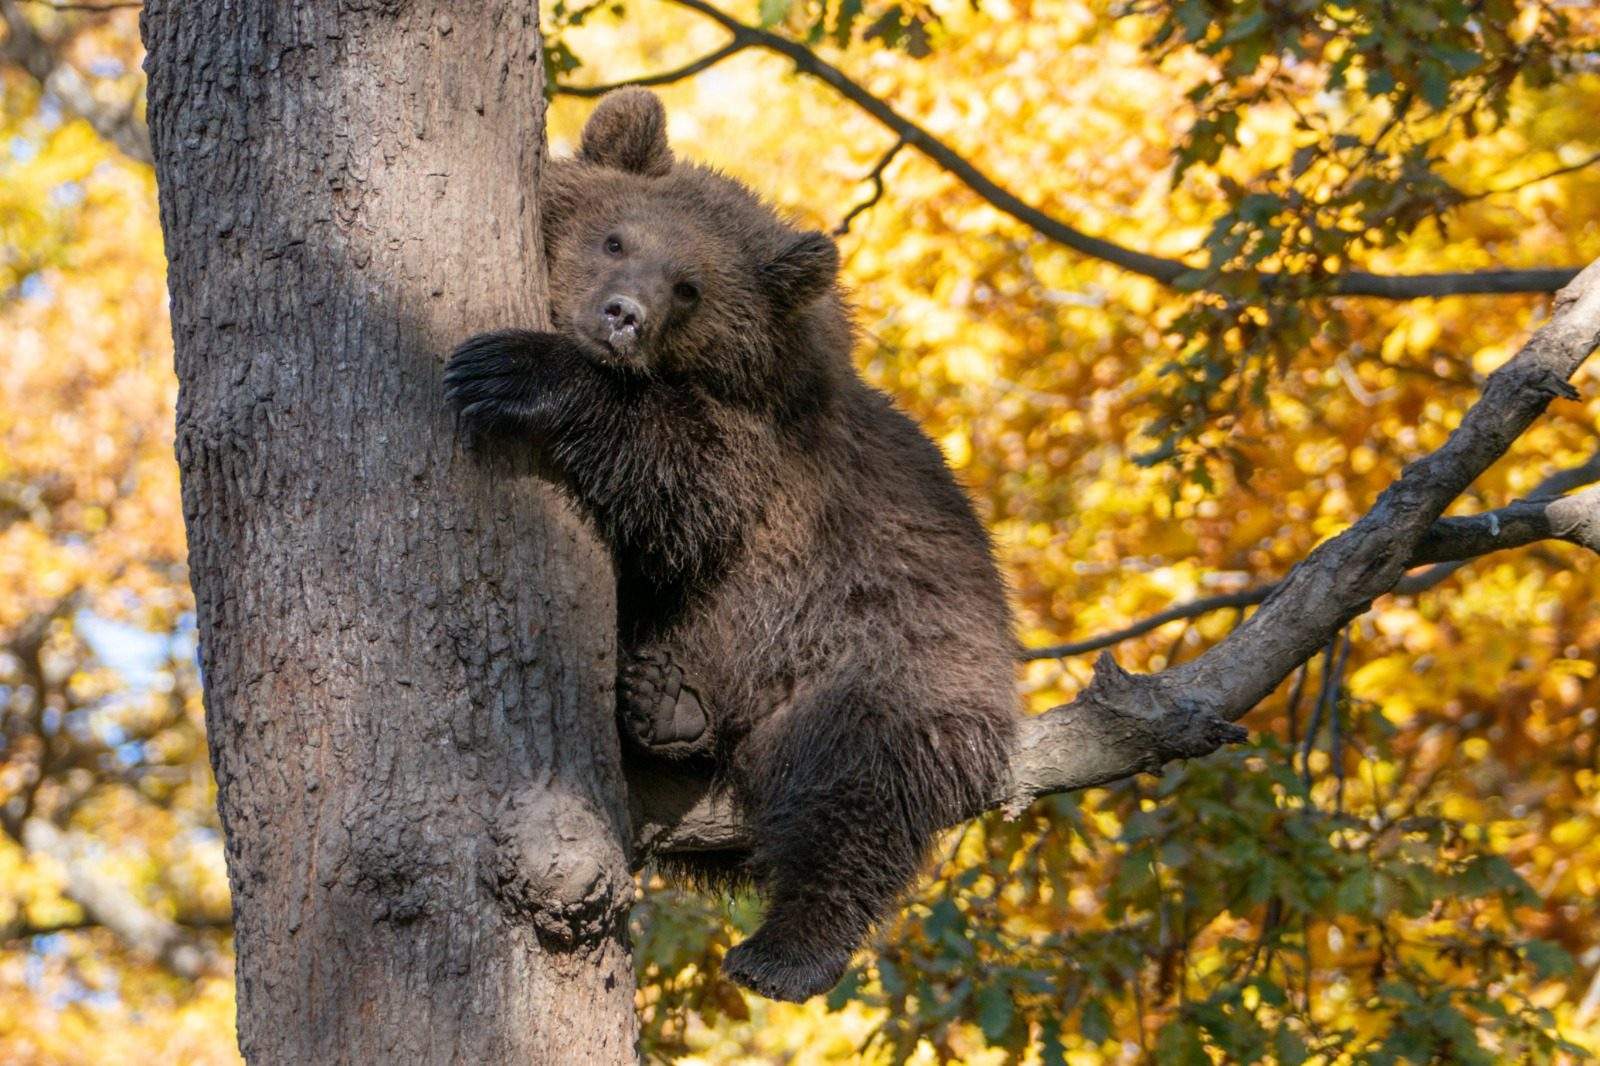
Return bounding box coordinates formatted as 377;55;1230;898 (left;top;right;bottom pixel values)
1082;999;1112;1044
977;982;1014;1043
1524;939;1574;979
1274;1026;1310;1065
825;967;863;1011
1434;45;1483;74
759;0;791;28
1155;1019;1211;1066
1419;64;1451;110
1218;10;1267;45
833;0;864;46
1039;1025;1068;1066
1333;867;1373;913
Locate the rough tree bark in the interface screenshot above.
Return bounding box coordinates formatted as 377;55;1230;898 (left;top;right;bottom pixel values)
143;3;638;1062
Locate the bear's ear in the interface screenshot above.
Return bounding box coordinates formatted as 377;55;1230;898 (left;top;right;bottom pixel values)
761;230;839;309
579;88;674;177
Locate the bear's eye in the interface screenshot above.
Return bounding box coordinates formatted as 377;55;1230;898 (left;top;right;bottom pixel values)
604;235;624;256
673;281;700;304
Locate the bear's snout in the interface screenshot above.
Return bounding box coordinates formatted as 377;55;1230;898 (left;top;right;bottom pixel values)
600;294;646;357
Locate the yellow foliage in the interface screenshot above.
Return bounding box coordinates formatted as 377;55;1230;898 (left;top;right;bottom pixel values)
4;0;1600;1061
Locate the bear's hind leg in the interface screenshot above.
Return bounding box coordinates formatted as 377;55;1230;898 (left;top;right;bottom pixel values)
619;647;715;760
722;691;962;1002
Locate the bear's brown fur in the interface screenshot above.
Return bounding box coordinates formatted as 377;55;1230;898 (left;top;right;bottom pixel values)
445;88;1018;1002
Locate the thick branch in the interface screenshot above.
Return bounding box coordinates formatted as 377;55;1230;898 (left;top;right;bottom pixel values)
570;0;1585;300
20;818;226;978
631;258;1600;856
2;910;231;944
1168;259;1600;716
0;0;151;164
1408;483;1600;563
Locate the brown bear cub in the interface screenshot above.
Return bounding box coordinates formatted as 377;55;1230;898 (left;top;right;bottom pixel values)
445;88;1018;1002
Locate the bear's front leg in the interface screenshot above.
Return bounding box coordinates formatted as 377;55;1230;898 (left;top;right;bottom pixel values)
619;647;715;760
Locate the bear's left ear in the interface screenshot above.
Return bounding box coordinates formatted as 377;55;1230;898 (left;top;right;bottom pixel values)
761;231;839;310
579;88;674;177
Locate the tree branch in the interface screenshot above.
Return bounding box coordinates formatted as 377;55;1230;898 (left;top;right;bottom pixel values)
590;0;1585;300
552;37;755;98
1022;587;1272;662
19;818;227;978
15;0;142;10
630;257;1600;856
0;0;151;164
833;135;906;236
2;910;231;944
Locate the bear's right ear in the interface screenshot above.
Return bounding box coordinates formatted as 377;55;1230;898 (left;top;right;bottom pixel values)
579;88;674;177
761;230;840;310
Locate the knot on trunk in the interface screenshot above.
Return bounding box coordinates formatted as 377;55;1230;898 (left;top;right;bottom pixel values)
487;790;631;950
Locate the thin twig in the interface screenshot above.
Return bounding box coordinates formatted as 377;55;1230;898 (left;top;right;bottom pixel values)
552;37;754;97
833;136;906;236
1461;150;1600;204
1300;640;1338;789
1284;664;1310;750
1328;629;1352;813
1023;587;1269;661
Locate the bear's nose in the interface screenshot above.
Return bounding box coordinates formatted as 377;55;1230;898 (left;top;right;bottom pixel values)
601;295;646;341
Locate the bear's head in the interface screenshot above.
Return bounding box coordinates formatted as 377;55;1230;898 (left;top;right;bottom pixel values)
543;89;847;406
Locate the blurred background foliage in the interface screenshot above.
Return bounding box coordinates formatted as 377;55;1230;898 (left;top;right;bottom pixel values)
2;0;1599;1062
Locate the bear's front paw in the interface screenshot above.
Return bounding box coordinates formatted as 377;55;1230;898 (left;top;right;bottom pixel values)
619;648;714;760
443;331;546;434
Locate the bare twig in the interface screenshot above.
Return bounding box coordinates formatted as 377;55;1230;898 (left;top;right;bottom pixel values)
552;37;755;97
1461;150;1600;204
1284;663;1309;749
1300;639;1338;788
1024;587;1270;662
1328;631;1352;812
833;136;906;236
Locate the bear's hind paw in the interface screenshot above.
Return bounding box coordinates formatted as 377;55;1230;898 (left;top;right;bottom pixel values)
619;649;714;760
721;933;851;1003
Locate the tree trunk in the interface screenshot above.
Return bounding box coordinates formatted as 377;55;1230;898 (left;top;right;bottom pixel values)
142;3;638;1061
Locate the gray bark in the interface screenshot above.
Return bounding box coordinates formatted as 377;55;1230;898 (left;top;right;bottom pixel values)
142;2;638;1062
